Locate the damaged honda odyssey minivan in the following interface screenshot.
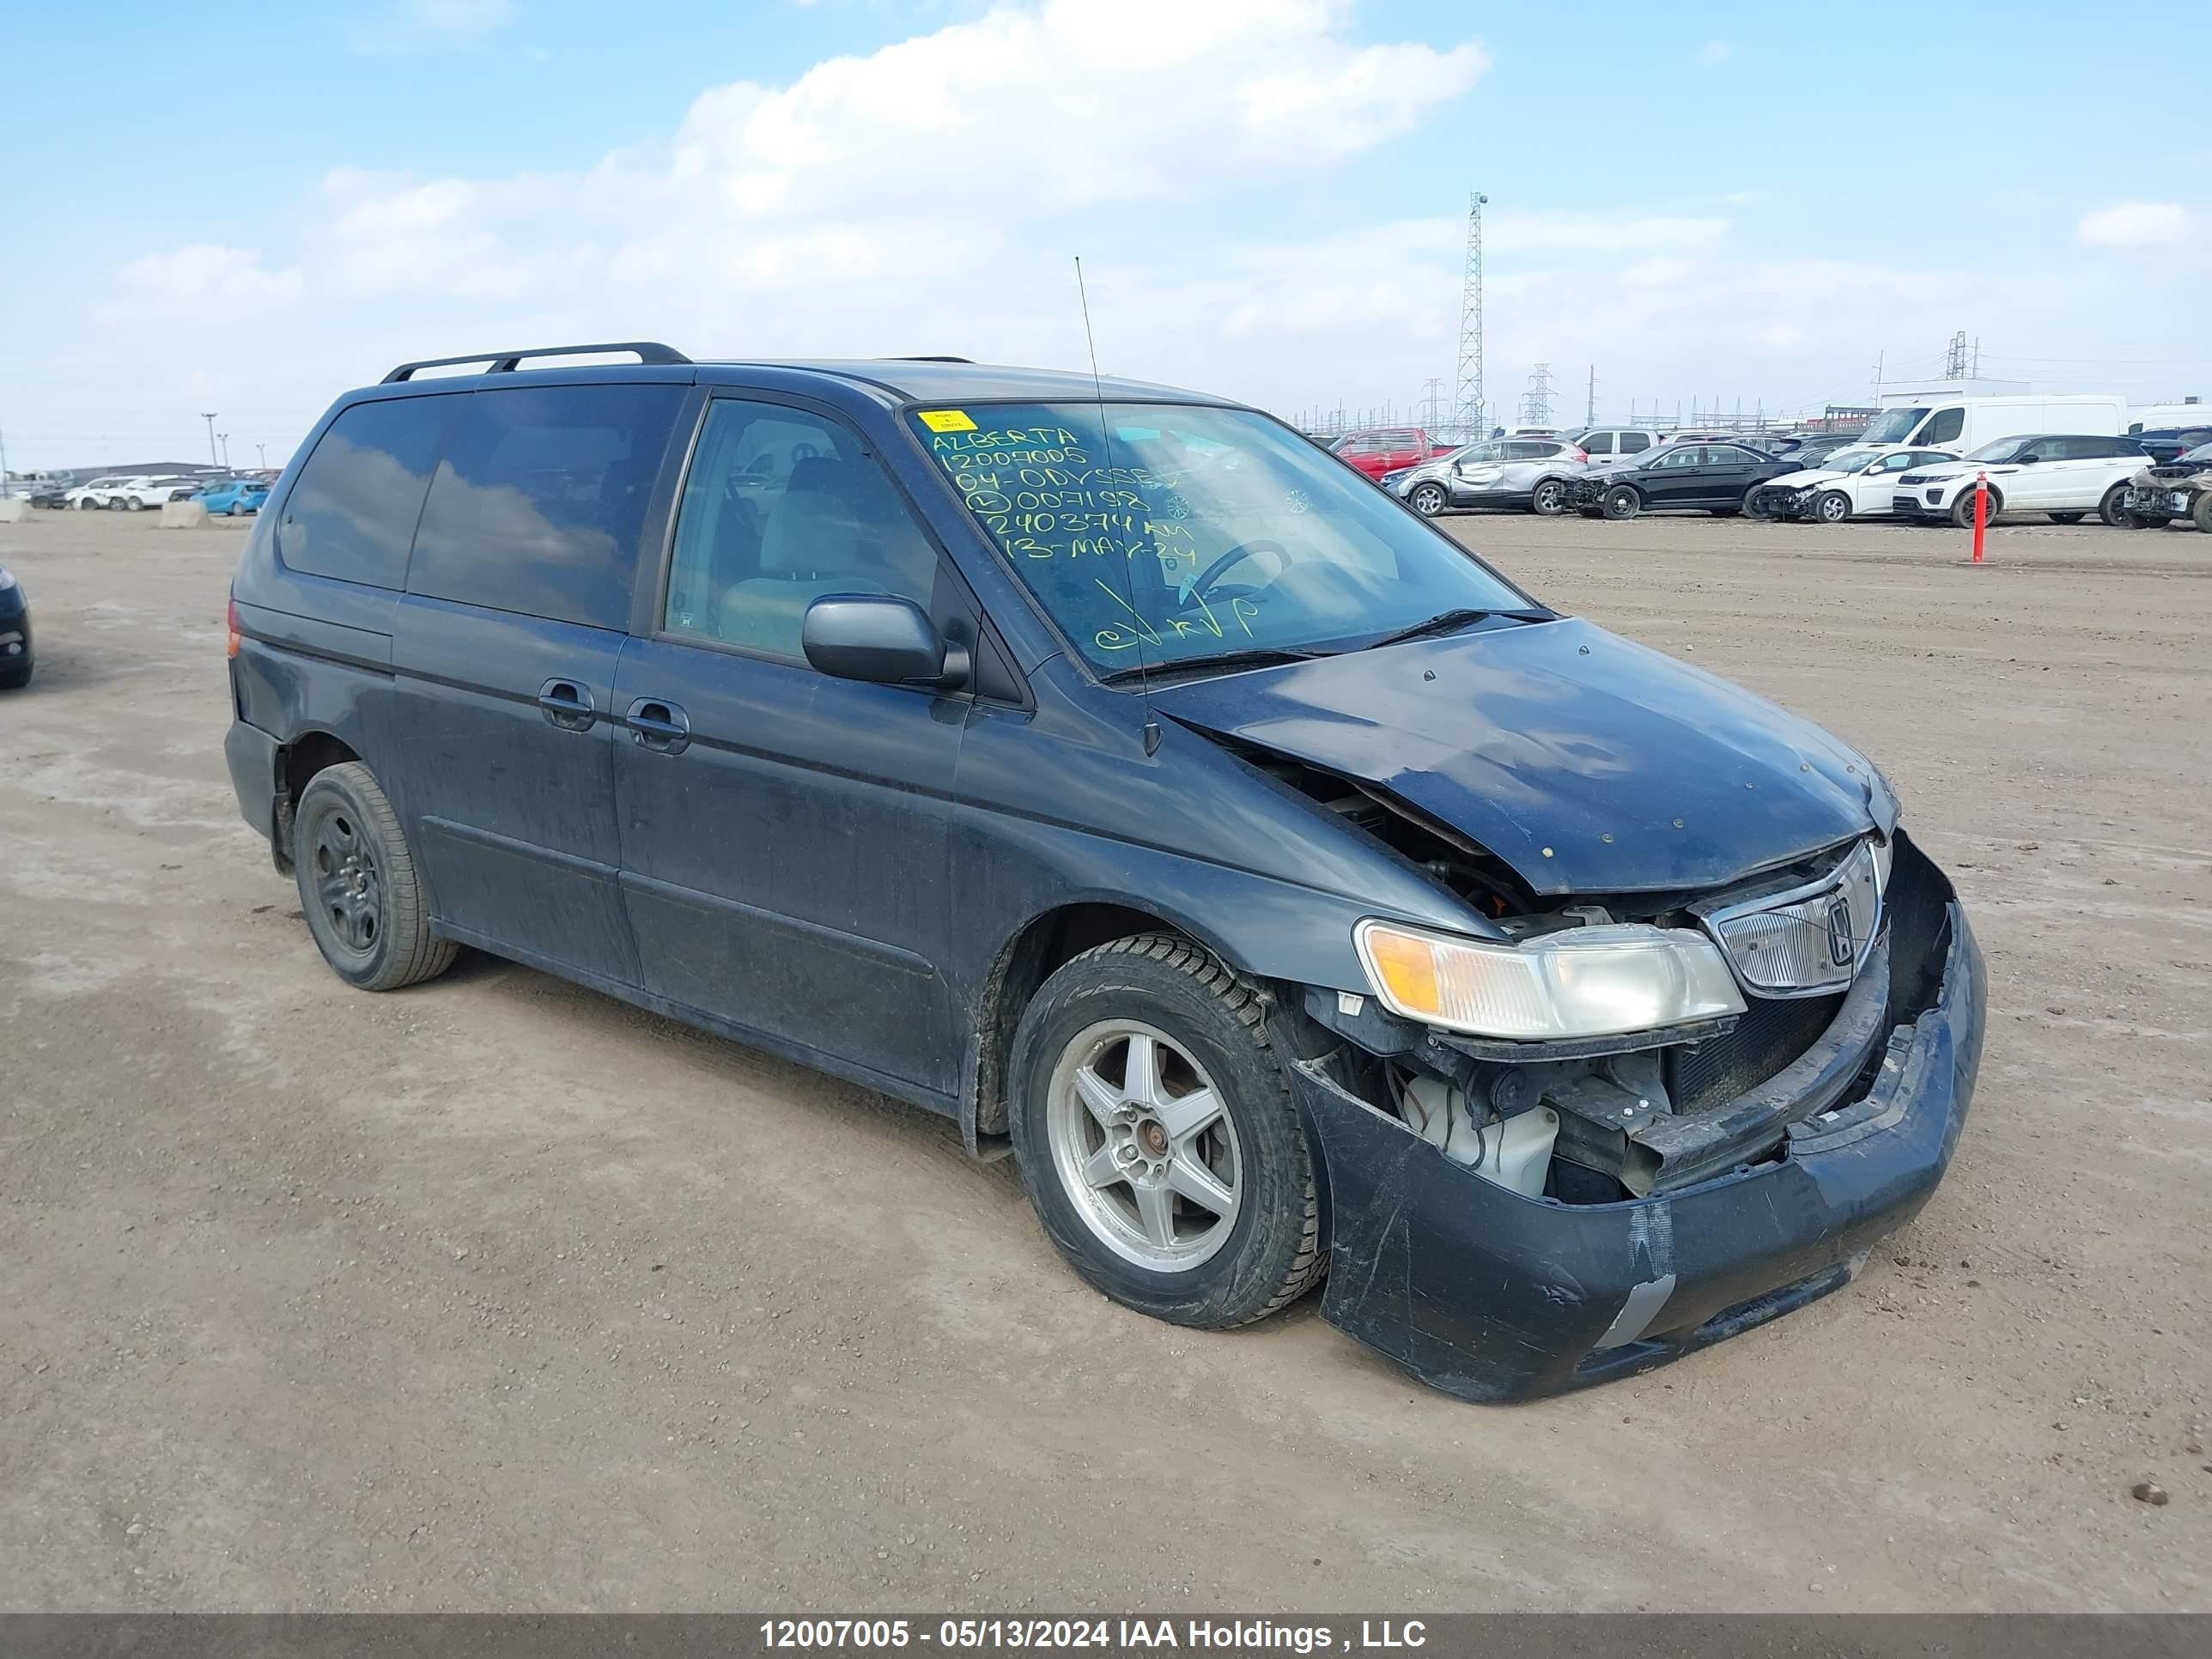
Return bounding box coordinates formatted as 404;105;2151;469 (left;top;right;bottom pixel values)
225;344;1983;1401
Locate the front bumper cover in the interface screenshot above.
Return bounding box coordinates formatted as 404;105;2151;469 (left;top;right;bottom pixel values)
1291;843;1984;1402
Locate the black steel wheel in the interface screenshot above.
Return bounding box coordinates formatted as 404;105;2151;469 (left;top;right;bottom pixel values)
294;762;455;992
1601;484;1641;521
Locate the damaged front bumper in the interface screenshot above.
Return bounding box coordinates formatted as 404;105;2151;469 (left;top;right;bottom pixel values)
1292;839;1984;1402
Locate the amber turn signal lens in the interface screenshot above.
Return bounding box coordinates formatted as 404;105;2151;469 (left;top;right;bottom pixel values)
226;597;241;659
1363;927;1440;1016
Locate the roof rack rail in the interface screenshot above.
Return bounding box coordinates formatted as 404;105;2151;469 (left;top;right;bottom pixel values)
884;356;975;363
380;342;691;384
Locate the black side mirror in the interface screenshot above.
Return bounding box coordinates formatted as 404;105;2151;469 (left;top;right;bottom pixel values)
802;593;970;690
2016;453;2040;465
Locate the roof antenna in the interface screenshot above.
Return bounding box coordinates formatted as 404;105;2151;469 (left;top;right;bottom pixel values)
1077;254;1162;758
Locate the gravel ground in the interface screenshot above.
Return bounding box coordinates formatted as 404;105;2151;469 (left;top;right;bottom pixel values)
2;507;2207;1612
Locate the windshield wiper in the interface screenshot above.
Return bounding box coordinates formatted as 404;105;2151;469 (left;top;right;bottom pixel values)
1099;647;1323;685
1360;607;1548;650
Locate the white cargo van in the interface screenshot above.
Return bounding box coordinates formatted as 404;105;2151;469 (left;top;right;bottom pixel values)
1861;394;2124;453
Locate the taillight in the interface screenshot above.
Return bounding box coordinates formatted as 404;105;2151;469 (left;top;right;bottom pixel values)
1567;447;1589;462
226;596;241;659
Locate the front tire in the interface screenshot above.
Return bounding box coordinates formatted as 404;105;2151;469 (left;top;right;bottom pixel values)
2195;494;2212;534
1601;484;1641;521
1007;935;1322;1329
1814;489;1852;524
2096;485;2130;528
2050;512;2085;526
1950;489;1999;529
1407;481;1449;518
293;762;456;992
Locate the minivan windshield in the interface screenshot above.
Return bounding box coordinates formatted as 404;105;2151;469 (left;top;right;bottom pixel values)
1862;408;1926;444
913;403;1538;673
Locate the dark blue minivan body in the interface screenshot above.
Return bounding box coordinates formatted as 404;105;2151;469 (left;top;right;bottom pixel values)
226;346;1983;1401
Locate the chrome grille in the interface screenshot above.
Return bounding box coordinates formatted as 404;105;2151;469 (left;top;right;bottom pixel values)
1698;837;1887;999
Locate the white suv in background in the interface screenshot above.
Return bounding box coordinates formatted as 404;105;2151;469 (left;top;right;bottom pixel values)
64;477;134;510
116;476;203;510
1568;428;1666;470
1892;434;2150;527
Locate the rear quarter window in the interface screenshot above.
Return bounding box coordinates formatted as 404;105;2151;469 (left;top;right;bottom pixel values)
277;395;459;590
404;383;685;630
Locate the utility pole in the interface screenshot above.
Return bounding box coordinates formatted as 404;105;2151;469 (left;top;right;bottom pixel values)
1585;365;1596;427
1451;192;1487;441
200;412;218;465
1872;352;1883;404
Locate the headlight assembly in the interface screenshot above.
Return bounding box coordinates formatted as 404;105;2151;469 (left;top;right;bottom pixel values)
1354;919;1746;1041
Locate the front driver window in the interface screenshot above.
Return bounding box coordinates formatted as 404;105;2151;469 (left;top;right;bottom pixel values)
1921;408;1965;446
664;400;939;659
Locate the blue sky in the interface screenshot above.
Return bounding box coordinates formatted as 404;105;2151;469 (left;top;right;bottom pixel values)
4;0;2208;468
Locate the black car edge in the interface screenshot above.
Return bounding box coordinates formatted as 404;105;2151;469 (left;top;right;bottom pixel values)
1568;440;1804;521
222;342;1984;1402
0;563;32;689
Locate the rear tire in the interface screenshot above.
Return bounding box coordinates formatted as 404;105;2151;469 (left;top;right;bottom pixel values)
2096;485;2130;528
1601;484;1641;521
293;762;456;992
1530;478;1569;516
1007;935;1323;1330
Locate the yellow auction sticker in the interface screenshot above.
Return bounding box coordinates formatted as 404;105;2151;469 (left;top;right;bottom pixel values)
916;409;977;433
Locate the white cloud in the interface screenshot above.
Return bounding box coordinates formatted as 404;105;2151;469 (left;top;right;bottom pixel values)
1698;40;1734;65
2077;201;2200;249
100;244;303;328
346;0;516;54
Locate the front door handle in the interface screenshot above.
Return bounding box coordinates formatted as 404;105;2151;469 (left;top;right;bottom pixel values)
625;697;691;755
538;678;596;732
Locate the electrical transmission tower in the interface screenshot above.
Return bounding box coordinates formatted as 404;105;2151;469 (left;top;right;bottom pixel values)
1451;192;1487;439
1945;330;1969;380
1519;363;1556;427
1418;377;1448;431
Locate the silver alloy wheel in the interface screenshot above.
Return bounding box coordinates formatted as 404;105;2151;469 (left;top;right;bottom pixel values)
1044;1018;1242;1273
1409;482;1447;516
1817;490;1850;523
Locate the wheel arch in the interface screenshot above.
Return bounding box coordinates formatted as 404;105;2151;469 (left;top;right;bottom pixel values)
271;729;362;872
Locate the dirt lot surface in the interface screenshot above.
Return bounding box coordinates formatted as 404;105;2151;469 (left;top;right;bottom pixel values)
3;508;2208;1612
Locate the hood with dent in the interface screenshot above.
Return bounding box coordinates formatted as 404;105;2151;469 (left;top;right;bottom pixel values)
1151;617;1894;897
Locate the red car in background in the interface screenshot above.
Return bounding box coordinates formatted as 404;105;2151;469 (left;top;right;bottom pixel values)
1328;426;1449;480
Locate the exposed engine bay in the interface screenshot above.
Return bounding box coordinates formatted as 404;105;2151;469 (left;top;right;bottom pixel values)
1229;738;1951;1207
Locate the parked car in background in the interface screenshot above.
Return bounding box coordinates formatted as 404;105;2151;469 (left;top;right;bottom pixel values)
118;475;203;510
2123;440;2212;532
193;477;271;516
1891;434;2148;527
1569;440;1802;520
65;477;134;510
1382;436;1589;517
28;478;76;508
2132;426;2212;465
222;342;1982;1403
1748;445;1963;524
1566;427;1664;470
0;562;32;690
1329;427;1447;480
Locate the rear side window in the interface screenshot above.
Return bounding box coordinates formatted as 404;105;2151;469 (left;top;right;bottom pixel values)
406;384;684;629
1618;431;1651;453
1921;407;1965;446
277;395;456;589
